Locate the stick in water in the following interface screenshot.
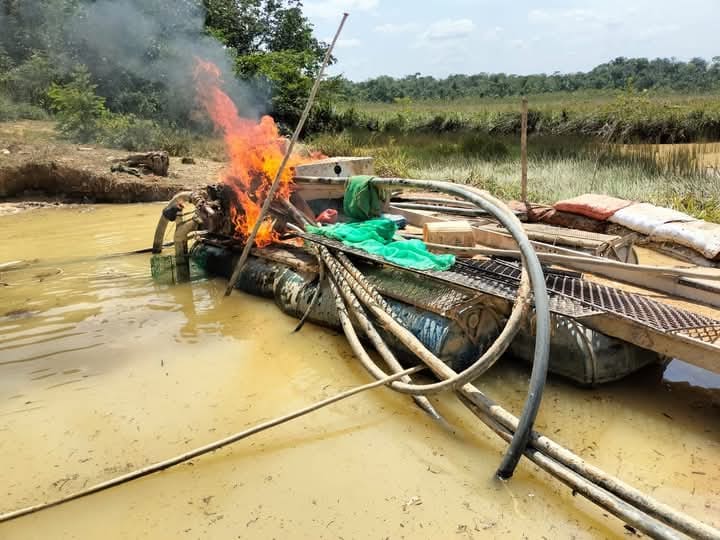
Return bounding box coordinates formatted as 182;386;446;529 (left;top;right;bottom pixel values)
0;365;422;524
224;12;349;296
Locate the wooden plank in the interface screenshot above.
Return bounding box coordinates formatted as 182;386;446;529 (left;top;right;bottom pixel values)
582;314;720;375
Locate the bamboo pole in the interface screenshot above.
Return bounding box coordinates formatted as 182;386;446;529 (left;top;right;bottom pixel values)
224;12;349;296
316;247;684;539
320;245;717;538
520;97;528;203
0;365;421;524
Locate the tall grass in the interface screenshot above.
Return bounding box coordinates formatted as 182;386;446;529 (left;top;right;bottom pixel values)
332;91;720;144
308;130;720;222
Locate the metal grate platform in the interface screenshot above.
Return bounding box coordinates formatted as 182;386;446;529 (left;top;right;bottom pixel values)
297;231;720;365
457;259;720;344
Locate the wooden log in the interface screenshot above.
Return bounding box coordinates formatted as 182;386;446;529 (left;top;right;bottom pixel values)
114;151;170;176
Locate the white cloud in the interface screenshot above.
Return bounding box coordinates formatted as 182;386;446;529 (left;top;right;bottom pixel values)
636;24;680;40
374;22;419;34
304;0;379;19
528;8;619;28
483;26;503;41
336;38;362;48
422;18;475;41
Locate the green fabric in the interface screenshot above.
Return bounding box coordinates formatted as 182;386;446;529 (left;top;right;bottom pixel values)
307;218;456;271
343;175;383;220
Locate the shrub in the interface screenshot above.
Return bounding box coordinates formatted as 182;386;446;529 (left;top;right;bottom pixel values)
1;53;61;108
47;66;106;141
308;131;358;157
0;94;49;121
96;114;163;151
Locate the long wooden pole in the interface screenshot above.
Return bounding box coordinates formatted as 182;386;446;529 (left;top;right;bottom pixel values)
224;12;349;296
0;365;421;524
520;97;528;203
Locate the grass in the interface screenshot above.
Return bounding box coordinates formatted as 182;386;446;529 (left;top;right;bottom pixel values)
333;90;720;144
308;130;720;223
0;95;49;122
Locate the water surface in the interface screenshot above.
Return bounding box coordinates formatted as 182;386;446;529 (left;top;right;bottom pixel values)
1;204;718;539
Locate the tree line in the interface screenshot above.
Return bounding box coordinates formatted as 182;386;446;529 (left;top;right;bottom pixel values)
340;57;720;102
0;0;332;134
1;1;719;148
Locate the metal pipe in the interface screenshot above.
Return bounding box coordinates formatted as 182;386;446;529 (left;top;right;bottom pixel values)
392;197;479;208
324;265;443;420
337;249;531;387
152;191;193;253
390;202;489;216
456;385;720;539
289;178;717;535
320;247;529;396
173;219;199;282
458;396;681;540
425;242;720;281
319;243;689;538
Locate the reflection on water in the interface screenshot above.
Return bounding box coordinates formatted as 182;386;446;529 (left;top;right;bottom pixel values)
0;204;718;539
664;359;720;390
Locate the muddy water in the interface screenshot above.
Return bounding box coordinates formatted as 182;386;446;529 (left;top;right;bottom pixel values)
1;205;718;539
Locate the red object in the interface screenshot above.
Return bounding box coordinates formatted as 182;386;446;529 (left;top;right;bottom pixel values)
553;194;632;221
316;209;338;224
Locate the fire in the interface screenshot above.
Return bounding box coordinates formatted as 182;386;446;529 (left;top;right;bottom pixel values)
193;59;310;247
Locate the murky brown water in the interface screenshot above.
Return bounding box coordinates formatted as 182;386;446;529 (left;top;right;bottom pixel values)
1;204;718;539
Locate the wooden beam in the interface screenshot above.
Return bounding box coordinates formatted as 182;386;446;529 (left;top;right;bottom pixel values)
521;97;528;203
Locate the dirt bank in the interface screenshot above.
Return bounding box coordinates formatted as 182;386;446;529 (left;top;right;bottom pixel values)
0;121;223;204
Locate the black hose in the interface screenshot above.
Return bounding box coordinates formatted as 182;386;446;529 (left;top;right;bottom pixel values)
297;176;551;478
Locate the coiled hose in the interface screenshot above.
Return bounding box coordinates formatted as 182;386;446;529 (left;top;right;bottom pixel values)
295;176;551;478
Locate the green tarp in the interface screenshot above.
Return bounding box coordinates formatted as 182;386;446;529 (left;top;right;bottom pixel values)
306;218;456;272
343;175;384;220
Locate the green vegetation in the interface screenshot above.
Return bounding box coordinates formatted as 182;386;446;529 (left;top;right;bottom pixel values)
1;0;719;223
330;91;720;143
340;57;720;102
0;0;335;151
309;131;720;222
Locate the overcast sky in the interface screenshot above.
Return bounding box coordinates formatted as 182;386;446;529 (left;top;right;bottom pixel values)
304;0;718;81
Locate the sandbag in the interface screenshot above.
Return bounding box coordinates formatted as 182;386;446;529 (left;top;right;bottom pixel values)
554;194;632;221
541;209;609;233
650;220;720;260
609;203;695;235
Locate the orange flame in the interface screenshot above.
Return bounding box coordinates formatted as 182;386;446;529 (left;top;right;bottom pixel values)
193;59;309;247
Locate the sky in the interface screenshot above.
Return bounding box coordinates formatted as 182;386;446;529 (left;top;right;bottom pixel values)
303;0;719;81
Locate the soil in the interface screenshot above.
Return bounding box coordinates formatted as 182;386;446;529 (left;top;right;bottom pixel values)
0;120;224;207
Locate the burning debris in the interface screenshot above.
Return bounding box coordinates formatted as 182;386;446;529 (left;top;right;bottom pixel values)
193;59;316;248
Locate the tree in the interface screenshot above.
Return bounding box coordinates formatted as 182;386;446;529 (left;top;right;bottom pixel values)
345;56;720;102
47;66;106;141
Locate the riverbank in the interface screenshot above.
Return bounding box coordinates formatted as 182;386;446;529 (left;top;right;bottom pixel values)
0;121;222;205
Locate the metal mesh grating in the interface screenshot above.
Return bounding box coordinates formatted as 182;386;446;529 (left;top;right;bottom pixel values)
363;267;477;316
456;259;720;343
298;231;720;344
